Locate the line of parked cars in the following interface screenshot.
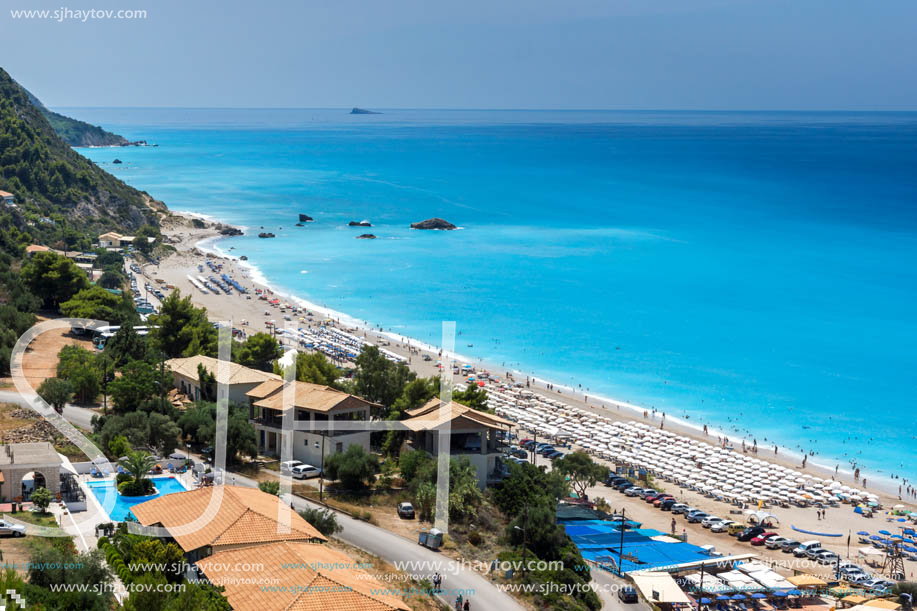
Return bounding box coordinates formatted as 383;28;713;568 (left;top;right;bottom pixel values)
604;474;896;593
515;439;565;461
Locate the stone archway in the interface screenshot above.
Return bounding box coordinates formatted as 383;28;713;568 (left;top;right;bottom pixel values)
20;470;47;500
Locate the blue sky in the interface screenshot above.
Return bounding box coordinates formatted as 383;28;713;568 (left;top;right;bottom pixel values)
4;0;917;109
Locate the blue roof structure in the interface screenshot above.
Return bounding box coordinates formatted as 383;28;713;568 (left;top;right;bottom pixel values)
561;519;717;573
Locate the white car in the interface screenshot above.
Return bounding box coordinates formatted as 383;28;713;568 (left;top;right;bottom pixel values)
0;519;26;537
710;520;735;533
816;550;840;565
764;536;791;550
291;464;322;479
280;460;304;474
701;516;724;528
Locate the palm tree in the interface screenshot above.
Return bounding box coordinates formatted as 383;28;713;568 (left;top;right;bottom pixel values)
119;450;157;487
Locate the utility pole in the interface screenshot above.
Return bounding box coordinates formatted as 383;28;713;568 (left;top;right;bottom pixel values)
698;562;706;611
319;433;325;503
619;507;626;576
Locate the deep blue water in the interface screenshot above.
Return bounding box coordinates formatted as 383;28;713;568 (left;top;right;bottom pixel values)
67;108;917;484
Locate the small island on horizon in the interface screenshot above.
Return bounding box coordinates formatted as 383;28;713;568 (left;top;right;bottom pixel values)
350;107;381;115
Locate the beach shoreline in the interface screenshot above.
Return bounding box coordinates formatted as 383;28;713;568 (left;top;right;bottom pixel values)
145;210;915;507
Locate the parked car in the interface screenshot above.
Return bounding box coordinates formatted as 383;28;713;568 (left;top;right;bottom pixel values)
701;516;724;528
640;489;657;500
616;482;635;492
546;450;564;460
815;550;840;565
618;586;638;603
624;486;645;497
0;520;26;537
659;498;677;511
687;511;710;523
291;464;322;479
738;526;766;542
751;532;779;546
509;447;528;459
653;495;674;507
538;446;556;456
764;536;791;550
280;460;304;474
848;572;874;585
793;540;823;557
397;502;415;519
727;523;747;536
710;520;735;533
606;476;627;487
779;539;801;553
671;503;690;515
861;579;895;593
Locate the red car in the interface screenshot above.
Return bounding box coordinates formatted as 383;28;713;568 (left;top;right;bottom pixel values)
653;495;674;507
644;494;659;503
750;532;779;546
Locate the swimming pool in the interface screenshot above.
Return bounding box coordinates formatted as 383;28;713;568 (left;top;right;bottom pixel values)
87;476;189;522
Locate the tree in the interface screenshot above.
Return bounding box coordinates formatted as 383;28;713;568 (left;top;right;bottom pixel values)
148;412;181;455
258;480;280;496
60;285;135;326
493;461;570;518
37;377;73;413
26;547;114;611
452;385;489;411
105;323;149;366
234;332;281;372
108;434;132;458
177;402;257;464
299;508;343;537
56;345;101;403
108;359;168;413
289;351;341;387
553;451;608;500
415;481;436;521
118;450;156;496
31;486;52;512
448;457;483;521
96;411;152;453
399;448;436;486
391;377;438;417
98;270;123;289
323;444;379;490
21;251;89;309
353;345;415;409
149;290;216;358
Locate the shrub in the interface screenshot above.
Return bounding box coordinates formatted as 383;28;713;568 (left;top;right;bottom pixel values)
298;508;342;537
30;487;53;512
258;480;280;496
468;530;483;546
118;479;154;497
116;472;132;486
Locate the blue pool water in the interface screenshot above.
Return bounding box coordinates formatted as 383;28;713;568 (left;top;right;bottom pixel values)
87;476;188;522
66;108;917;484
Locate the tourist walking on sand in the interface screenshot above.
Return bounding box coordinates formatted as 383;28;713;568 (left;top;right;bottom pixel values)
671;518;677;535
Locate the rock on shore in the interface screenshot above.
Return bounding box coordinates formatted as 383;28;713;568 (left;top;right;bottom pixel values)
410;218;456;230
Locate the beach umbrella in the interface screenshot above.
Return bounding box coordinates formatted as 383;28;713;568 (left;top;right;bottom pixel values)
716;595;731;601
751;594;768;600
878;530;891;535
771;591;788;598
857;531;870;536
700;599;713;605
732;594;747;600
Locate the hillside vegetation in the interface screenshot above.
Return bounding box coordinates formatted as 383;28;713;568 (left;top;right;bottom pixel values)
23;85;129;146
0;67;159;256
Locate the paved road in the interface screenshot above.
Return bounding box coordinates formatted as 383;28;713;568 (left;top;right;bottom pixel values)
0;390;97;430
224;470;524;611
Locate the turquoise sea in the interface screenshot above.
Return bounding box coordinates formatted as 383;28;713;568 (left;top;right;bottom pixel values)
67;108;917;485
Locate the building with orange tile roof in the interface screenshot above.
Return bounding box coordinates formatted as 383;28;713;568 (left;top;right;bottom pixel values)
131;485;325;561
402;398;515;489
166;354;281;404
247;380;379;468
196;541;409;611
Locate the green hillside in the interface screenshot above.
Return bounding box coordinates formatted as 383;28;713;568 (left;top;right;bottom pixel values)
23;86;130;146
0;67;159;257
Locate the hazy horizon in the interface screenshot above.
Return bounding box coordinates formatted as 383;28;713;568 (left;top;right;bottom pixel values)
5;0;917;111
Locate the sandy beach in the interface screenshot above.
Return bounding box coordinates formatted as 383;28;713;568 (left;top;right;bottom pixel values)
142;213;916;573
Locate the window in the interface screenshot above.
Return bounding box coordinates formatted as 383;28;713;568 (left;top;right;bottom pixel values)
335;443;343;453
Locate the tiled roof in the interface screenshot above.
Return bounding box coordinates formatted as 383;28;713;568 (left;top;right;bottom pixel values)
402;397;514;432
196;541;409;611
249;380;377;413
166;355;281;386
131;486;325;551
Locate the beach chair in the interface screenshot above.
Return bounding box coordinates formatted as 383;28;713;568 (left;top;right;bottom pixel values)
167;462;175;473
90;466;99;478
117;465;125;475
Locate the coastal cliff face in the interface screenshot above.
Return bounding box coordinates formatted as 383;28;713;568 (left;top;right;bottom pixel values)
0;67;159;250
23;85;131;147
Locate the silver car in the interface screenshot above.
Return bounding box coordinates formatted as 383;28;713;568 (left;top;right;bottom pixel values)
0;519;26;537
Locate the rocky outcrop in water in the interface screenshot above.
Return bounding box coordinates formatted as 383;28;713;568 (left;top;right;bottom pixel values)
258;232;275;238
356;234;376;239
349;220;372;227
299;213;313;222
350;108;380;115
410;218;456;230
215;223;243;236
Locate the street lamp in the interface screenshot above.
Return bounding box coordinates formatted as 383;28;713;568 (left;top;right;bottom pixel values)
513;504;530;578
